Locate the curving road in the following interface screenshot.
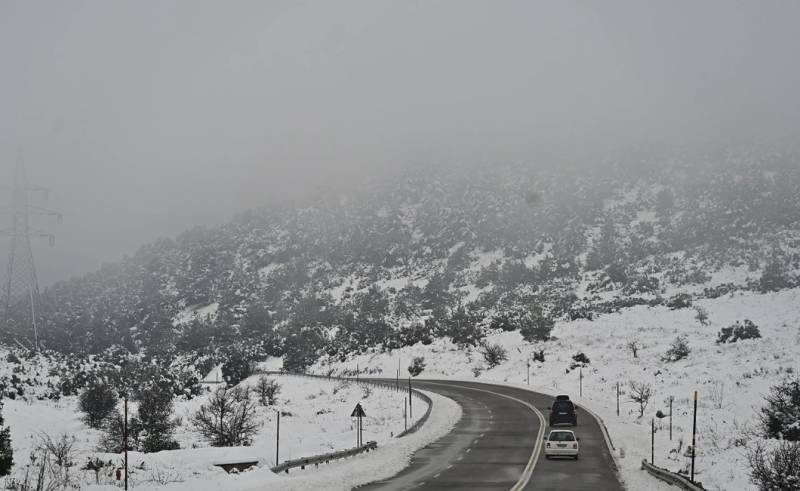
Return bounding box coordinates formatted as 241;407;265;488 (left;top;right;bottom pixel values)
360;380;623;491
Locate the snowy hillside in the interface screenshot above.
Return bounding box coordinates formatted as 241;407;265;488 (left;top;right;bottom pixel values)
314;289;800;491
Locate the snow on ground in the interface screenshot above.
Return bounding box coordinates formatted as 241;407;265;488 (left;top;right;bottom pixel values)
173;303;219;326
315;289;800;491
1;372;460;491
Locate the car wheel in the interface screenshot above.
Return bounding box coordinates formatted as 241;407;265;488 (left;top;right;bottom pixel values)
574;455;579;460
545;455;551;460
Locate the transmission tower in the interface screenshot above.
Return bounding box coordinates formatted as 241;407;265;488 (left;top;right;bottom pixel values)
1;161;61;350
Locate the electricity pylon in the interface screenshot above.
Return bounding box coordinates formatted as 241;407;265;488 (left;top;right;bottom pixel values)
1;161;61;350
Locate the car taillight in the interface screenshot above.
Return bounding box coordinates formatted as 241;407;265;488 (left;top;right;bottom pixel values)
573;443;578;449
546;442;550;447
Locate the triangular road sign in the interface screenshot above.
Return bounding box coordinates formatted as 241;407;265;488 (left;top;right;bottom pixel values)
351;402;366;418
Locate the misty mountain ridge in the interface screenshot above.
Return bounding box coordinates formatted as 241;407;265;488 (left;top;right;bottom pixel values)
4;151;800;369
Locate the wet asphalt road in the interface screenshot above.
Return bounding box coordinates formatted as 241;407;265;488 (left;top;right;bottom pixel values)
359;380;623;491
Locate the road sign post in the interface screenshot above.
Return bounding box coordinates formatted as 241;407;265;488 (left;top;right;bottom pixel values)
351;403;367;447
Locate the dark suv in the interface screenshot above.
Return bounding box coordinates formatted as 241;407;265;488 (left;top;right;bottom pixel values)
549;395;577;426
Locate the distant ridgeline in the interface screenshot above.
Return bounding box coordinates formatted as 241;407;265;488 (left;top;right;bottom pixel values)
4;150;800;372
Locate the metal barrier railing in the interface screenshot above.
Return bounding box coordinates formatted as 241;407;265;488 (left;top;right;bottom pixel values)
641;459;706;490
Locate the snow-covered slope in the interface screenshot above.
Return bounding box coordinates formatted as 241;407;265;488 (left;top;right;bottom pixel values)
314;289;800;491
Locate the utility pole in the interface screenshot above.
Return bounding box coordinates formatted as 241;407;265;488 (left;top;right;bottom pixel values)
2;160;61;351
616;382;620;417
123;397;128;491
691;391;698;483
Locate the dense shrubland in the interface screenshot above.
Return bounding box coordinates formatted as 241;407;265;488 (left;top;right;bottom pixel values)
1;150;798;373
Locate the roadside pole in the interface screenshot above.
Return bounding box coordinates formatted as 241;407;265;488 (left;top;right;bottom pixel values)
276;410;280;466
408;377;412;419
579;367;583;398
651;417;655;465
691;391;698;483
404;397;408;431
669;396;673;441
124;396;128;491
616;382;620;417
526;358;530;385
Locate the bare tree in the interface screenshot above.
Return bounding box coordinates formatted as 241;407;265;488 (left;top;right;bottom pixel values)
628;381;653;418
11;433;78;491
192;386;261;446
626;339;641;358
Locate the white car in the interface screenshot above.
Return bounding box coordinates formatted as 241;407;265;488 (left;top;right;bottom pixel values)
544;429;580;460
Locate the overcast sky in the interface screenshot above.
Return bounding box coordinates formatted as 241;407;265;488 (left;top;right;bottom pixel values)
1;0;799;285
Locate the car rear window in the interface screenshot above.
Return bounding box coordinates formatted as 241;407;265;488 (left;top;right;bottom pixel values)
553;401;574;412
549;432;575;442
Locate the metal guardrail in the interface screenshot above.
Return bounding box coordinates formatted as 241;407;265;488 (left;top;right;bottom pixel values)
259;371;433;474
641;459;705;490
272;441;378;474
396;389;432;438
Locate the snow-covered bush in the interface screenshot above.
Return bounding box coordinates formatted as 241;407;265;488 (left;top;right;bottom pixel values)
137;385;179;452
663;335;690;362
717;319;761;344
78;381;118;429
408;357;426;377
480;344;508;369
747;440;800;491
519;311;555;343
760;377;800;441
255;376;281;406
191;386;260;447
666;293;693;310
570;352;590;370
98;412;141;453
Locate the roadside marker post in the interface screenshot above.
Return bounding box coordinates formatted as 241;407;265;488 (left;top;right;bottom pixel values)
276;410;280;466
651;417;656;465
579;367;583;398
691;391;698;483
408;377;412;419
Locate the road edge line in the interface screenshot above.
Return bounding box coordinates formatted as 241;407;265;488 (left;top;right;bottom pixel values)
420;381;546;491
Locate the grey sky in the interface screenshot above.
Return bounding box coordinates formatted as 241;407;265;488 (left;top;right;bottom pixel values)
1;0;799;285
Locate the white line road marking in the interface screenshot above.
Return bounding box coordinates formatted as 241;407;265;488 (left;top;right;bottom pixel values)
420;381;547;491
433;473;441;479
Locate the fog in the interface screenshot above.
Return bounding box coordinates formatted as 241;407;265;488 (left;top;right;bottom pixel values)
1;0;799;285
